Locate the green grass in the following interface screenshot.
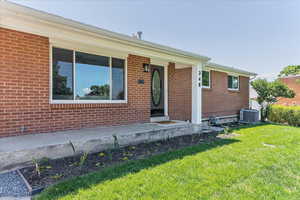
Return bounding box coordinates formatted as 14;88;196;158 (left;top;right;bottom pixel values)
37;124;300;200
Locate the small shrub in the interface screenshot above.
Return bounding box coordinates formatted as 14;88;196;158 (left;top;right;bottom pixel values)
223;126;232;135
78;152;88;167
269;105;300;126
98;152;105;157
32;158;41;177
50;174;62;180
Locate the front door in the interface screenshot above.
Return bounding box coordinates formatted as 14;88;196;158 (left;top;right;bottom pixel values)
151;65;164;117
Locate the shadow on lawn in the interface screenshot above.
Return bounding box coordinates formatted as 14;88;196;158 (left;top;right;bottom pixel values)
229;122;271;132
37;138;239;200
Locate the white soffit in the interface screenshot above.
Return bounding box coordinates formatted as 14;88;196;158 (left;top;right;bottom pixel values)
175;63;193;69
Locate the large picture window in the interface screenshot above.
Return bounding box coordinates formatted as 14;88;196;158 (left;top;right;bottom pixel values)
52;47;126;103
228;75;239;90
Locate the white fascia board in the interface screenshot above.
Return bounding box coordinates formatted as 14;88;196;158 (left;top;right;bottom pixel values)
204;62;257;77
0;1;210;64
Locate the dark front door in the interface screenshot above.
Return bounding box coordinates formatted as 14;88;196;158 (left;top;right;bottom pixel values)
151;65;164;117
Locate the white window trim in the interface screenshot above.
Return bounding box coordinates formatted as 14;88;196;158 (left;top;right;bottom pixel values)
164;64;168;117
49;45;128;104
227;74;239;91
202;70;211;89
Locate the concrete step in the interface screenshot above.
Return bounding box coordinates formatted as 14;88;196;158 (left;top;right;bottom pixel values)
0;122;221;171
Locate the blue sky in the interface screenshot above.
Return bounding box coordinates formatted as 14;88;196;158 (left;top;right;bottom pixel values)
10;0;300;79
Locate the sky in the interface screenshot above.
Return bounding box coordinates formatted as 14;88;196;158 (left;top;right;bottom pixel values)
9;0;300;79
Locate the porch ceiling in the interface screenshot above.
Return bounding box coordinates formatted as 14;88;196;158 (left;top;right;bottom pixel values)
175;63;193;69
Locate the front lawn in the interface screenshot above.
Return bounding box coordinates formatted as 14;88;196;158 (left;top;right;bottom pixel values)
37;124;300;200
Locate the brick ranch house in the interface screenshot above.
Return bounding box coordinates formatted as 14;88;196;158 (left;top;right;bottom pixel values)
0;1;256;138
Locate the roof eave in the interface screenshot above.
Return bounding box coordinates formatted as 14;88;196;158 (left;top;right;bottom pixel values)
206;62;257;77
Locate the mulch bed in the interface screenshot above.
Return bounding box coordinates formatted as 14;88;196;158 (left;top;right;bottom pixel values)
20;131;219;191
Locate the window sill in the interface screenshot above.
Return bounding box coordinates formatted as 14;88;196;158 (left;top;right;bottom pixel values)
228;89;240;93
50;100;127;104
50;100;128;109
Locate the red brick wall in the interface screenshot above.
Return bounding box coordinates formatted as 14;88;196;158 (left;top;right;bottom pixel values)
0;27;151;137
168;63;192;121
168;67;249;121
276;77;300;105
0;27;250;137
202;70;249;118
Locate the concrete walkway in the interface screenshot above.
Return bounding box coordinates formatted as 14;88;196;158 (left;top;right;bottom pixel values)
0;122;222;171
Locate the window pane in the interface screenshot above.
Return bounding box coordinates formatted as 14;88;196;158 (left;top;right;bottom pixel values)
112;58;125;100
75;52;110;100
228;75;239;89
202;71;210;87
52;47;74;100
232;76;239;89
228;76;233;89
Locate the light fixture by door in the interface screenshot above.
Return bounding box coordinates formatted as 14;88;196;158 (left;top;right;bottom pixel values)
143;63;150;72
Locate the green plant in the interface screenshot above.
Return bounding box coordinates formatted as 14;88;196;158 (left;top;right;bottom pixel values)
269;105;300;126
79;152;88;167
130;146;136;150
278;65;300;77
223;126;231;135
40;165;52;170
98;152;105;157
122;156;129;161
251;78;295;121
50;174;63;180
32;158;41;177
39;157;49;164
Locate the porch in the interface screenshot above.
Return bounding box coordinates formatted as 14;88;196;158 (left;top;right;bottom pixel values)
150;62;203;124
0;122;222;171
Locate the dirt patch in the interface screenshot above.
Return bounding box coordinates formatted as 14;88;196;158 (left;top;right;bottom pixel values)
217;133;240;139
20;132;219;191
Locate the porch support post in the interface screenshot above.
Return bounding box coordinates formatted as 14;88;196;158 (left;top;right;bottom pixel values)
191;63;203;124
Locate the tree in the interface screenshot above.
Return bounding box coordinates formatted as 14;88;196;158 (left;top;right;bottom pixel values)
86;84;110;98
278;65;300;77
53;63;72;98
251;78;295;121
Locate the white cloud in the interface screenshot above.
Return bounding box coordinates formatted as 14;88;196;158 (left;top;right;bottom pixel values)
255;73;277;81
82;87;91;94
